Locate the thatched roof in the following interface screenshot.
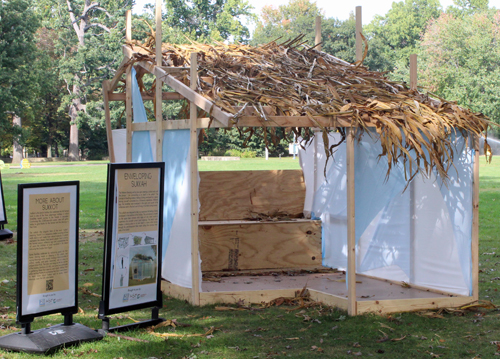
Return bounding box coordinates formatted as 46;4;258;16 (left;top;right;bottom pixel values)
123;36;494;180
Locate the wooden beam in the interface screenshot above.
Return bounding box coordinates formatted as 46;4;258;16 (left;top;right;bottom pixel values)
410;54;417;90
161;281;192;303
346;127;356;315
102;80;115;163
126;10;131;41
309;290;348;311
472;134;480;300
108;92;183;101
357;296;474;315
108;56;130;92
121;46;232;127
154;65;232;127
190;52;200;305
355;6;362;62
315;16;321;51
234;116;357;128
126;64;132;162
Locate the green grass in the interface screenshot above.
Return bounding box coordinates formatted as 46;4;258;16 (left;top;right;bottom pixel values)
0;157;500;358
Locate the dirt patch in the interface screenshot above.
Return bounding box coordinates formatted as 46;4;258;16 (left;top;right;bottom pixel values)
79;229;104;243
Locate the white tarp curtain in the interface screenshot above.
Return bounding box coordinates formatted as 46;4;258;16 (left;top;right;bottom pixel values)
112;69;198;289
300;130;473;296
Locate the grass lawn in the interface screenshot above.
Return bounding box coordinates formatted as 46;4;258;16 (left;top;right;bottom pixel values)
0;156;499;358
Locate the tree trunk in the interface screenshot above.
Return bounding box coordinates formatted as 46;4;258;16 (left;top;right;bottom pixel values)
12;114;23;164
68;123;79;161
68;81;82;161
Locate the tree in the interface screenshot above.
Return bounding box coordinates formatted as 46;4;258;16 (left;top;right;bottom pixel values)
420;10;500;129
35;0;129;160
365;0;442;77
251;0;322;46
0;0;39;157
164;0;256;43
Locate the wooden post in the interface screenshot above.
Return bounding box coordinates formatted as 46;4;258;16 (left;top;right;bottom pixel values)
190;52;200;305
155;0;163;161
126;65;132;162
410;54;417;91
346;127;356;315
126;10;131;42
315;16;321;51
102;80;115;163
125;10;132;162
472;134;480;300
312;16;322;198
409;54;417;284
355;6;362;62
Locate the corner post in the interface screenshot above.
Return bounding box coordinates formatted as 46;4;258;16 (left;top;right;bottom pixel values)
315;16;321;51
409;54;417;284
155;0;163;161
312;16;322;197
472;134;480;300
346;127;356;315
355;6;362;63
125;10;132;162
190;53;201;305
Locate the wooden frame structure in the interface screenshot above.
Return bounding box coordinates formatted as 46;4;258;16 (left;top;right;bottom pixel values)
102;4;481;315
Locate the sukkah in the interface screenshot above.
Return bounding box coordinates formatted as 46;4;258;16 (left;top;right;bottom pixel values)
104;8;488;316
124;35;495;180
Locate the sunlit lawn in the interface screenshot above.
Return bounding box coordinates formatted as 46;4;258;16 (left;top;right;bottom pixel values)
0;156;499;358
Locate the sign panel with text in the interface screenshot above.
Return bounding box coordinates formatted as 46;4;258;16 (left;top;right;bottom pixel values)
101;163;164;316
17;182;79;323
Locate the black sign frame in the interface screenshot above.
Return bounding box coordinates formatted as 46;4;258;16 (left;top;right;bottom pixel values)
100;162;165;318
16;181;80;324
0;171;7;225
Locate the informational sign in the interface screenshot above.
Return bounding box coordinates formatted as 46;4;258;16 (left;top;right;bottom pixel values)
0;172;6;225
17;182;79;322
101;163;164;316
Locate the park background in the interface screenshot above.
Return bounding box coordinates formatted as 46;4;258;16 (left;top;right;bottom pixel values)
2;0;500;162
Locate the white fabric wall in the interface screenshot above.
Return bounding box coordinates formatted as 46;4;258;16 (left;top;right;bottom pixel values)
112;68;200;290
300;130;474;296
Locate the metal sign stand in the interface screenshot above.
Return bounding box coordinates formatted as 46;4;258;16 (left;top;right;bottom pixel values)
0;181;103;354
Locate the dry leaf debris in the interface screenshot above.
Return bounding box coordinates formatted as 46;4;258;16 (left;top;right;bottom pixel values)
122;35;496;180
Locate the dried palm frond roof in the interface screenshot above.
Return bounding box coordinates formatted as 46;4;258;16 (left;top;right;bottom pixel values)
123;35;495;180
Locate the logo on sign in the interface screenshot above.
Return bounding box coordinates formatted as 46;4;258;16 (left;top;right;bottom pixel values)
48;329;65;336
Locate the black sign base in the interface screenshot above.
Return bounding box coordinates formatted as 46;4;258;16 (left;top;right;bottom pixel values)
0;323;103;354
0;228;13;240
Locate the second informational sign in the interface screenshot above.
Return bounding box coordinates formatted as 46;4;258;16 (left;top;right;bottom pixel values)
100;163;164;316
17;182;79;322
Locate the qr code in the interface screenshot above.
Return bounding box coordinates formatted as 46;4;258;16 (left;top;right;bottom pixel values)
46;280;54;291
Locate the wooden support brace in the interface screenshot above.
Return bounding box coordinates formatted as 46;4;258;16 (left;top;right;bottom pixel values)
102;80;115;163
190;52;200;305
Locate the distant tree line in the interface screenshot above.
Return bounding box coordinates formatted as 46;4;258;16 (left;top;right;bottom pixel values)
1;0;499;161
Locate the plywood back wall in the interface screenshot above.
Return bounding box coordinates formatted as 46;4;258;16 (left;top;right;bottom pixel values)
198;170;306;221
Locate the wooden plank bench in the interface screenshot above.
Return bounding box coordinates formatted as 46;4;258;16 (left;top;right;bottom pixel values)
198;170;322;272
